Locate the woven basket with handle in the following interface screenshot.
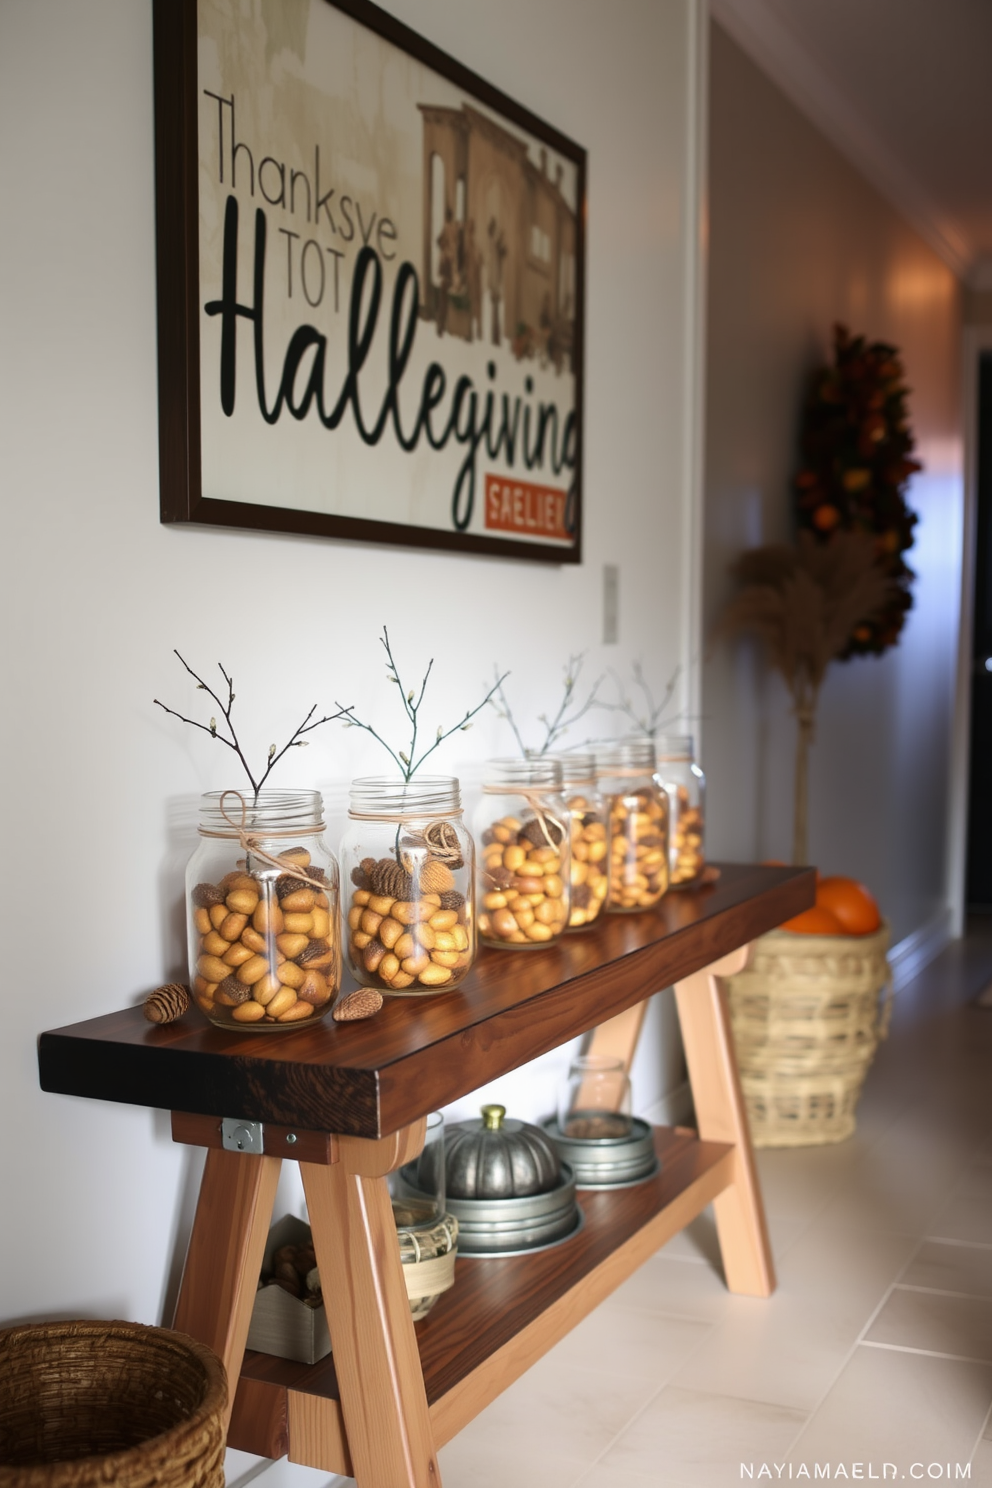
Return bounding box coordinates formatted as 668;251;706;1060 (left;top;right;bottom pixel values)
0;1321;226;1488
725;920;891;1147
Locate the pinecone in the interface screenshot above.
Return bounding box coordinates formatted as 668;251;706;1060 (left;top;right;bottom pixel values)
191;882;226;909
418;859;455;894
438;889;466;911
369;857;414;899
275;865;325;897
217;975;251;1005
298;938;331;965
519;816;565;849
142;983;191;1024
332;988;384;1022
351;864;372;890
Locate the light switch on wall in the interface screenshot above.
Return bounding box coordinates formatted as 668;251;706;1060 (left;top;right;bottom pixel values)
603;564;619;644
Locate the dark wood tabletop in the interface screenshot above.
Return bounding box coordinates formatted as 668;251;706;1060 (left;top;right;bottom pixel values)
38;864;813;1139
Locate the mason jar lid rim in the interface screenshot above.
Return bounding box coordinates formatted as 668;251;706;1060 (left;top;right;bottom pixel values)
484;756;564;785
596;737;658;769
348;775;462;816
656;734;694;760
198;788;326;835
548;750;596;782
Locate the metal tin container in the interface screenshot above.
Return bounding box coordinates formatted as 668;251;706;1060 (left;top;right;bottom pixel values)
542;1116;659;1189
398;1163;580;1256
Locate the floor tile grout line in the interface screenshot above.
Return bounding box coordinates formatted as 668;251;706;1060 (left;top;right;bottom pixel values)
779;1214;930;1460
926;1234;992;1252
966;1397;992;1467
565;1307;733;1486
893;1282;992;1301
562;1371;680;1488
860;1339;992;1365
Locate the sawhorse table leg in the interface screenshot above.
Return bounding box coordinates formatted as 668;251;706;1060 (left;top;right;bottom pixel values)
173;1147;282;1435
172;1117;441;1487
588;946;774;1298
674;945;775;1296
301;1118;441;1488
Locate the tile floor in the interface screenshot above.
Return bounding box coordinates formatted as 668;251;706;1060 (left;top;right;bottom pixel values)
226;925;992;1488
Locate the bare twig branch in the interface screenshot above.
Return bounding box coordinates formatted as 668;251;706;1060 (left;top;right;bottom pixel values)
155;650;353;802
598;661;682;738
490;654;604;756
339;626;508;783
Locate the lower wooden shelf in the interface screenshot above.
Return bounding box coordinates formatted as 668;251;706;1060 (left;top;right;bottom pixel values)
229;1125;734;1473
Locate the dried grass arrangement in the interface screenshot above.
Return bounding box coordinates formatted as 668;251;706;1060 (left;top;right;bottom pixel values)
719;530;894;863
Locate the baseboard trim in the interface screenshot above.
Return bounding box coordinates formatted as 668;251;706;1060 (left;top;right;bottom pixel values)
888;907;953;992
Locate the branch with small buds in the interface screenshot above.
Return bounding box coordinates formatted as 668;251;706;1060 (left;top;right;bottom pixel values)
154;651;353;802
336;627;507;783
491;654;603;758
599;660;682;739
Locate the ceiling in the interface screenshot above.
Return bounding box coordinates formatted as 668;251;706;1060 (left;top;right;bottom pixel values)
711;0;992;287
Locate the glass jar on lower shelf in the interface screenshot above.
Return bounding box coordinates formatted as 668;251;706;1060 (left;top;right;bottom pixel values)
656;735;706;887
597;739;670;911
187;790;340;1031
475;759;571;948
340;778;475;996
552;753;608;929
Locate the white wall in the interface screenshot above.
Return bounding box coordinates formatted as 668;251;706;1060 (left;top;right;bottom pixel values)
0;0;703;1363
703;22;963;946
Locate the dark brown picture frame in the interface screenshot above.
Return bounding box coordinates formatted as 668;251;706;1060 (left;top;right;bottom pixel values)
152;0;586;563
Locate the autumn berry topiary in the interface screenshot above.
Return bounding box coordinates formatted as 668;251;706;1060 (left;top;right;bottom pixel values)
794;324;921;657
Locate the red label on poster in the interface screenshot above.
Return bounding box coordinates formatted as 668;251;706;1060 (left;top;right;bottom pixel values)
484;475;571;542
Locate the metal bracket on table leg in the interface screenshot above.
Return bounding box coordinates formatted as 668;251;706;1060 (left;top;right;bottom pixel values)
221;1118;264;1154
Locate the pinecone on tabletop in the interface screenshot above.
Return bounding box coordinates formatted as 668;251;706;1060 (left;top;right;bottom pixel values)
142;983;191;1024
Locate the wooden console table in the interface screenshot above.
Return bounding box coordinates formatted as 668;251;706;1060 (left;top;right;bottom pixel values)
38;864;813;1487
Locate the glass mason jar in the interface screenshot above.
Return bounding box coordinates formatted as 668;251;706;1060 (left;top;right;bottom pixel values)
475;758;571;948
557;1054;633;1140
655;735;706;887
552;753;608;929
340;777;475;995
187;790;340;1031
597;739;670;911
390;1111;446;1229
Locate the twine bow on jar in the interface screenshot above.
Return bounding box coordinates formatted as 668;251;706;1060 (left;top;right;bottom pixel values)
400;819;465;873
481;784;564;852
200;790;326;888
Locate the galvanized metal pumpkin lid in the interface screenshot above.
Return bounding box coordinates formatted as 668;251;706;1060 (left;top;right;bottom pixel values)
419;1104;562;1199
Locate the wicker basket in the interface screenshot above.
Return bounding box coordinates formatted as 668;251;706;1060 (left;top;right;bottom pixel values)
725;921;891;1147
0;1321;226;1488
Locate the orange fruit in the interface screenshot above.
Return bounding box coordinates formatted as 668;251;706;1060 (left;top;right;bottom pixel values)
779;905;844;935
812;504;841;532
815;876;880;935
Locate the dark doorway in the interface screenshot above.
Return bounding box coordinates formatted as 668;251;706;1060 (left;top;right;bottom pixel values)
966;352;992;906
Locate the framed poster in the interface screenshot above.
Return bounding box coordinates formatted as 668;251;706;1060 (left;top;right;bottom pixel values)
153;0;586;562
